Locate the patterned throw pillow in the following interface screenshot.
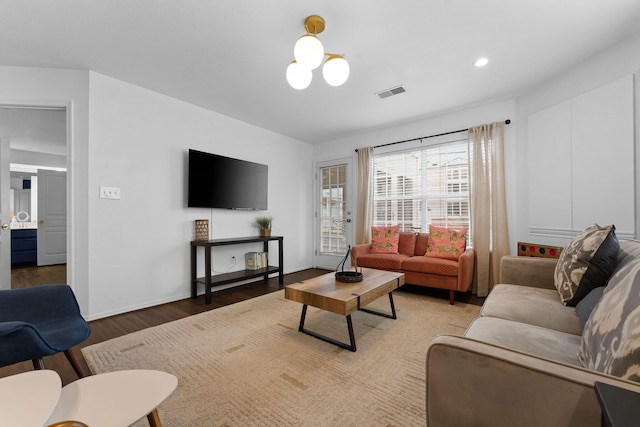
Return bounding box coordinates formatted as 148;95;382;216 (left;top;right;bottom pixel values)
370;225;400;254
578;259;640;381
553;224;619;306
425;226;468;260
575;286;605;329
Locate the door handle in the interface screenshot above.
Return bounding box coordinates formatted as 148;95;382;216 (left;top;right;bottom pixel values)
1;223;8;230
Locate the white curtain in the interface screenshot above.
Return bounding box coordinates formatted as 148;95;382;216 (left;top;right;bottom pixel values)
468;122;509;297
356;147;374;245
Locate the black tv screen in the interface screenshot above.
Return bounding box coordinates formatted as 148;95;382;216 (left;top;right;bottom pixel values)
188;149;268;210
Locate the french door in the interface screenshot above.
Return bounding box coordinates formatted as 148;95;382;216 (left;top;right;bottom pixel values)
314;159;353;269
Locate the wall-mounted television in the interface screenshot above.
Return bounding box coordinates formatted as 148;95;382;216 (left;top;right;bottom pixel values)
188;149;268;210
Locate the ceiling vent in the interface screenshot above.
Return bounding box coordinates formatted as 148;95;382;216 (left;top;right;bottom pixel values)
376;85;406;99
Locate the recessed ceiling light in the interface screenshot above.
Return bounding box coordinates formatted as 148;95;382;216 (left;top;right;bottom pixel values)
474;57;489;67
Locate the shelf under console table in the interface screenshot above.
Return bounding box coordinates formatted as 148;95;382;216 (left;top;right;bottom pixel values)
190;236;284;304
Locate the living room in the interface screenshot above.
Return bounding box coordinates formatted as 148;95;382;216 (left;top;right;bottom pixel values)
2;3;640;425
2;4;639;322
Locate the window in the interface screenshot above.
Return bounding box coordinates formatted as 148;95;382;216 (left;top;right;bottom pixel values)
373;141;470;233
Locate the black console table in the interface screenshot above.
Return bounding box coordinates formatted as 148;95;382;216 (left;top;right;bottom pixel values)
190;236;284;304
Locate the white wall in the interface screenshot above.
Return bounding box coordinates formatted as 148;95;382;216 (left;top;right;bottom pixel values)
87;72;313;319
514;31;640;247
0;66;90;312
10;150;66;169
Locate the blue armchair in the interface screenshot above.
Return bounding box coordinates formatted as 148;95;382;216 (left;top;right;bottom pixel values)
0;284;90;377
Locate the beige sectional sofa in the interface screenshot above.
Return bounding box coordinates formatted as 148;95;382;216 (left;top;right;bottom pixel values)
426;238;640;426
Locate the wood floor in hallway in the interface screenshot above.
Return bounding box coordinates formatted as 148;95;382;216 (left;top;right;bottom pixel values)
11;264;67;288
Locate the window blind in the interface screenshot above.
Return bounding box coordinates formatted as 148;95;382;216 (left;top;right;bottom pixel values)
373;141;470;234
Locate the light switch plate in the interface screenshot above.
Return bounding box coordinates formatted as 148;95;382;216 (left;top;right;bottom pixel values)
99;186;121;199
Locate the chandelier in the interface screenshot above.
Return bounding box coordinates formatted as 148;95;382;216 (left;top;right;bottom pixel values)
286;15;350;90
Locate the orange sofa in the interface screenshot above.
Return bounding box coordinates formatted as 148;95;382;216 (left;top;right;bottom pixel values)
351;232;475;304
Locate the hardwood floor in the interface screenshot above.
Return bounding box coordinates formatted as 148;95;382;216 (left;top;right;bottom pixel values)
1;267;484;386
11;264;67;288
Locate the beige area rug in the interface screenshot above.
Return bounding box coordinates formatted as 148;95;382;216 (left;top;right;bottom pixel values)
82;289;480;426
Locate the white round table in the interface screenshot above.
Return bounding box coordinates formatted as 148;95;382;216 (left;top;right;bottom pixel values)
46;369;178;427
0;370;62;426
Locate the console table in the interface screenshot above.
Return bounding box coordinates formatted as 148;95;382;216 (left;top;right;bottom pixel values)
191;236;284;304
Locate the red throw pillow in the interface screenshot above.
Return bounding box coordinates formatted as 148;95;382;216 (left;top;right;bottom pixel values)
425;226;468;260
370;225;400;254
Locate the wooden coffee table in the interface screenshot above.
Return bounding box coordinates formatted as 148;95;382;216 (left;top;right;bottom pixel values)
285;268;405;352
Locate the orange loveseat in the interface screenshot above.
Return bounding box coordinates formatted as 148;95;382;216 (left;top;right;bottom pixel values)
351;232;475;304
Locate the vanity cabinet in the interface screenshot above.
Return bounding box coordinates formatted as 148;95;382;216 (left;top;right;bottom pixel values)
11;229;37;267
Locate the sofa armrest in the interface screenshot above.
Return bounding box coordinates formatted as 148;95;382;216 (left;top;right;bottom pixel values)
350;243;371;267
457;248;475;291
499;255;558;289
427;335;640;427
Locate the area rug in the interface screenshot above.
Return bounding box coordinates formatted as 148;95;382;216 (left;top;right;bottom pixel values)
82;289;480;426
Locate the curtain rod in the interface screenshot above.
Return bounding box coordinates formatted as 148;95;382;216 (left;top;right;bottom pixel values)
355;119;511;152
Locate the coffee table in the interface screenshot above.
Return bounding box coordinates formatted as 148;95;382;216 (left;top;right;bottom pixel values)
45;369;177;427
285;268;405;352
0;370;61;426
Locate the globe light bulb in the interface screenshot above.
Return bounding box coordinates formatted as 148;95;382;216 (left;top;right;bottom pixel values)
322;56;350;86
294;35;324;70
286;61;312;90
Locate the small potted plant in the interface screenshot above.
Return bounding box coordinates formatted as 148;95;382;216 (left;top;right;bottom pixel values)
253;215;273;237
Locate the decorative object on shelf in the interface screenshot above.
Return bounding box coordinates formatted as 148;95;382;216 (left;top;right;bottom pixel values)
286;15;350;90
194;219;209;241
335;245;363;283
245;252;267;270
252;215;273;237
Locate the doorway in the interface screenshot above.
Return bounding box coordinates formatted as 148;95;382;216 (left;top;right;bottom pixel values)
314;159;354;269
0;106;68;289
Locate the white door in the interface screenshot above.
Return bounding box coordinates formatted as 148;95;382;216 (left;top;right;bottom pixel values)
314;159;354;269
37;169;66;266
0;128;10;289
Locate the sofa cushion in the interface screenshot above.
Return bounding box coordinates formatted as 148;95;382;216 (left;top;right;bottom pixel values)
465;317;582;366
575;286;605;329
414;233;429;256
398;232;417;256
370;225;400;253
426;226;468;260
579;259;640;381
481;284;582;335
354;253;409;270
614;239;640;273
553;223;619;306
402;255;459;276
